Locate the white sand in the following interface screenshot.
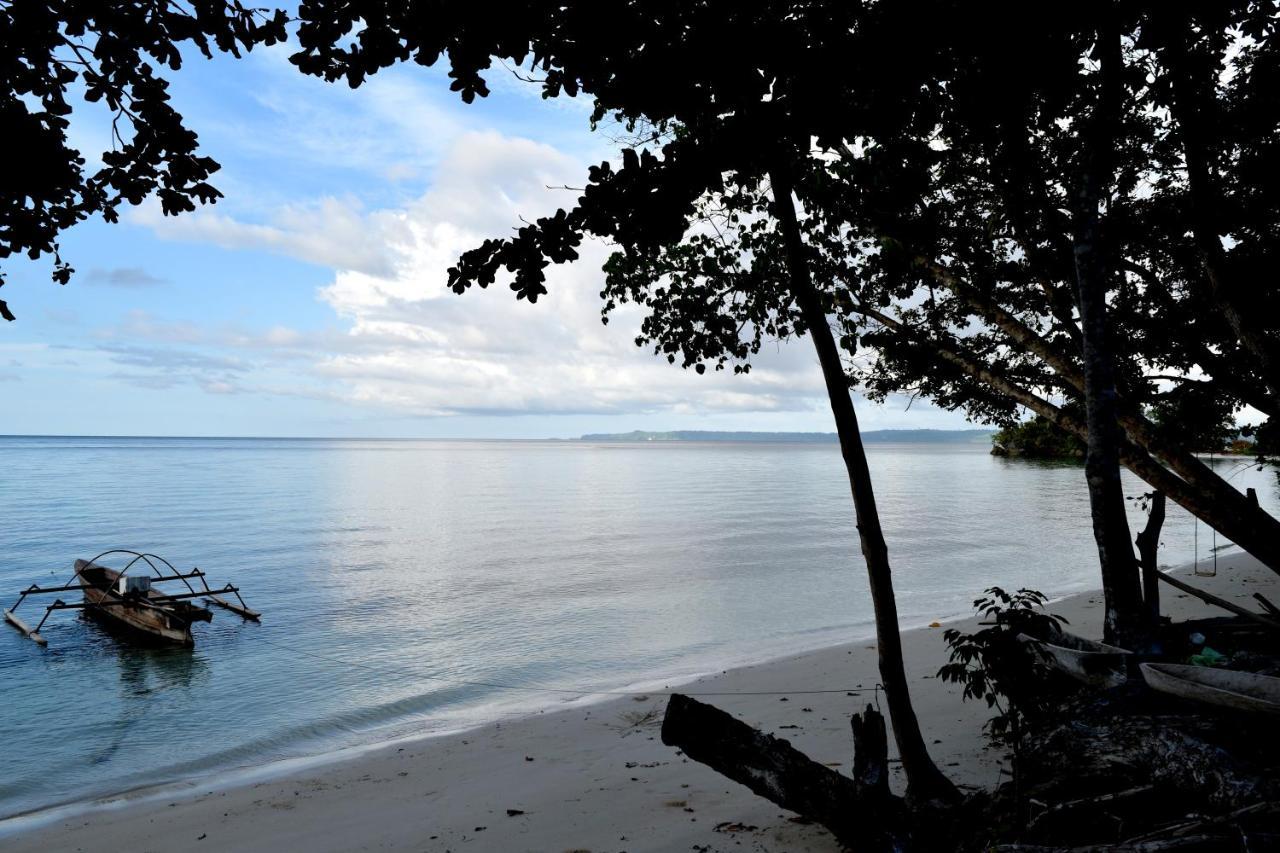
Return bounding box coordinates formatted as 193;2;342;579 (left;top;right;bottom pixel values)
5;552;1276;852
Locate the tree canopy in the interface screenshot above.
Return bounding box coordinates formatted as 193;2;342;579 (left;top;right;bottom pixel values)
0;0;287;320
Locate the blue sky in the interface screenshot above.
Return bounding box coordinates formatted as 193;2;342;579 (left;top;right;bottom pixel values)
1;42;974;438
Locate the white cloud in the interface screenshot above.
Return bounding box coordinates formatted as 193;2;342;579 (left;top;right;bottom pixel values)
111;129;967;428
297;130;830;417
132;195;411;277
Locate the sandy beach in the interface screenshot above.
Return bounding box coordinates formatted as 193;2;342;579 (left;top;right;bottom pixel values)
5;551;1277;853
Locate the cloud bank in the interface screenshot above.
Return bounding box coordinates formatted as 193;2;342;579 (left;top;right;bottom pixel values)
129;130;833;421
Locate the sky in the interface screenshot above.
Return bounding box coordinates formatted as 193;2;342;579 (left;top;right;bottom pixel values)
0;42;976;439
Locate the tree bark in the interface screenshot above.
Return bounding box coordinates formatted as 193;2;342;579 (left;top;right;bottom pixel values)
1068;14;1147;647
771;166;959;804
1136;492;1166;623
851;702;891;807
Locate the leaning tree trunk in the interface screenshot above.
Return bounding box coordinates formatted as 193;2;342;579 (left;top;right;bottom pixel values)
904;259;1280;577
771;165;959;804
857;302;1280;576
1069;16;1148;649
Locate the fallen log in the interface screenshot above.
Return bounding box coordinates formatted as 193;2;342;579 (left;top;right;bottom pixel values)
661;693;906;849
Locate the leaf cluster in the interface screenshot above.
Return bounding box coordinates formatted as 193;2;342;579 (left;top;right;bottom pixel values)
1;0;288;318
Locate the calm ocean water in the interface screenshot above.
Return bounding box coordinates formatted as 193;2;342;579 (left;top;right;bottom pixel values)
1;436;1275;819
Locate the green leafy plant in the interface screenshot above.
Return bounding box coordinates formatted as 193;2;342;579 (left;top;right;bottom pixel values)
938;588;1065;745
939;587;1066;820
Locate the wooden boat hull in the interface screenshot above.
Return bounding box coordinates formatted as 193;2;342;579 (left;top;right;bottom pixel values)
1140;663;1280;715
75;560;195;647
1018;630;1132;688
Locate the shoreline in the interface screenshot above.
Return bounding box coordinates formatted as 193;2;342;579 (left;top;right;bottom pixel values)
0;617;887;828
5;550;1276;851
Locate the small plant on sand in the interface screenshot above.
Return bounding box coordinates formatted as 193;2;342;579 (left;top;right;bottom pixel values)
938;587;1065;803
607;705;664;736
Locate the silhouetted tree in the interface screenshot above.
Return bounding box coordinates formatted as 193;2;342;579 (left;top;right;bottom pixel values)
789;2;1280;644
292;0;1280;786
294;0;963;802
0;0;287;320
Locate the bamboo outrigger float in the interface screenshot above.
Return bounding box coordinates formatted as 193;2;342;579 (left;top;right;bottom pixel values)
4;550;259;648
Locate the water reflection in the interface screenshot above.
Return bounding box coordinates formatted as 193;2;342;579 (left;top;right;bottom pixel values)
89;644;208;767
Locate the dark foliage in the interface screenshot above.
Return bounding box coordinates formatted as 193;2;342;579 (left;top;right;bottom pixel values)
0;0;288;319
938;587;1065;745
992;416;1087;460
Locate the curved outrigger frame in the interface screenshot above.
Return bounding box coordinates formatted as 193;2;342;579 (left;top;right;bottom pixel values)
3;549;259;647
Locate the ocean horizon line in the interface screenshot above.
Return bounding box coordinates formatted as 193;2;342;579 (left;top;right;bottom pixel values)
0;428;995;443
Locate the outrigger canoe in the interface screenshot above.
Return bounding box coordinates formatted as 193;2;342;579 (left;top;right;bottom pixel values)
1140;663;1280;716
73;559;210;646
4;550;258;648
1019;629;1132;688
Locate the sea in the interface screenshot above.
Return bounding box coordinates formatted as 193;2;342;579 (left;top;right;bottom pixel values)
1;436;1275;820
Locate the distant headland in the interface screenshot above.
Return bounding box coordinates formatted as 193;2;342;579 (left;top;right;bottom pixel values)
576;429;994;443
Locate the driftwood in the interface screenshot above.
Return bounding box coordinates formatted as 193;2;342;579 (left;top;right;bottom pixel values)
1028;784;1156;831
1028;715;1268;810
996;837;1227;851
1254;592;1280;621
661;693;905;849
1155;571;1280;633
851;702;891;806
1000;801;1280;850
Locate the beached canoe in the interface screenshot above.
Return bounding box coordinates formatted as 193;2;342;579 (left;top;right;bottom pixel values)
1139;662;1280;715
1018;630;1132;688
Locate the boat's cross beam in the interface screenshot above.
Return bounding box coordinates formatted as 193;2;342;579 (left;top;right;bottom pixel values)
26;583;240;633
151;584;240;604
6;570;208;610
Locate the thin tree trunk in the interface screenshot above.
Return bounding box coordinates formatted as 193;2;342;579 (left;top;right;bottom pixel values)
770;165;959;804
1069;13;1147;648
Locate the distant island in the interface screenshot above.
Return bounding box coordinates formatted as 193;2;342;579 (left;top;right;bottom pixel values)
577;429;994;443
